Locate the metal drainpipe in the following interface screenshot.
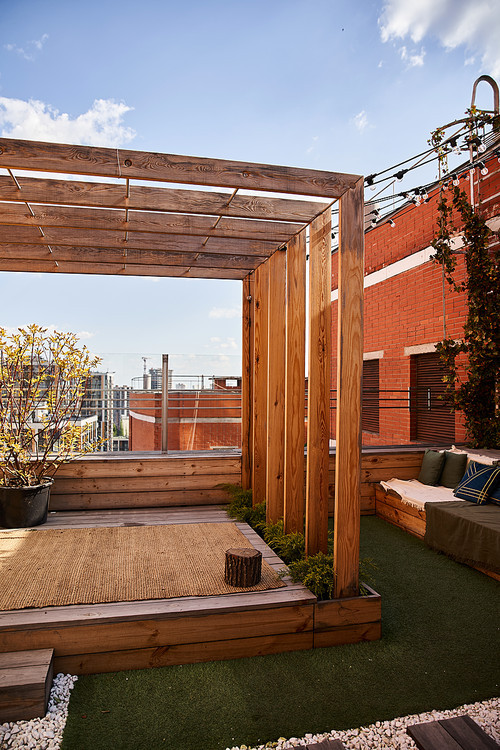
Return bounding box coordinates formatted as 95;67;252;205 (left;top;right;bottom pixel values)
469;76;500;209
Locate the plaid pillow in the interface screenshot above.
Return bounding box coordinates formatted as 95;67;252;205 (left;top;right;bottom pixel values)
453;461;500;504
488;483;500;507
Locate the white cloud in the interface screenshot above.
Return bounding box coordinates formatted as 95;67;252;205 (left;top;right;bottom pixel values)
4;33;49;61
2;324;95;342
352;110;370;134
399;45;426;67
207;336;238;350
379;0;500;77
0;97;136;147
306;135;319;155
208;306;241;319
75;330;95;340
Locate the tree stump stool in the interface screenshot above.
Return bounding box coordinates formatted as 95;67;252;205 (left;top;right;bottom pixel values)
225;548;262;587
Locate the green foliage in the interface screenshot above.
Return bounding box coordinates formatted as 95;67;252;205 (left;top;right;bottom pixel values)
261;519;305;564
283;552;377;600
431;184;500;448
220;484;376;598
0;324;102;486
220;484;266;531
283;552;336;600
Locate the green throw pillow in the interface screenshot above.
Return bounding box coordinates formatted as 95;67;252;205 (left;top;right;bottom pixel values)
440;451;468;489
418;449;446;486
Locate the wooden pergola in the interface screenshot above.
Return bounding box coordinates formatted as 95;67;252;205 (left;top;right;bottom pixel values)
0;137;364;598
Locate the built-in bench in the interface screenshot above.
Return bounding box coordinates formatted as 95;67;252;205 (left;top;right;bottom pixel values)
375;449;500;581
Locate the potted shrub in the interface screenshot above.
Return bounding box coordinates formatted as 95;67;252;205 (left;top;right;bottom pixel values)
0;324;101;528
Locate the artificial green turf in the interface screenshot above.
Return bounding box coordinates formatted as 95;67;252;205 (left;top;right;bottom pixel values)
61;517;499;750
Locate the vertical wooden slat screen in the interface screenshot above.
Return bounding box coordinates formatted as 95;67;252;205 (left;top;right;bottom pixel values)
266;249;286;522
334;179;364;598
284;231;306;533
305;209;332;555
251;263;269;505
241;274;254;489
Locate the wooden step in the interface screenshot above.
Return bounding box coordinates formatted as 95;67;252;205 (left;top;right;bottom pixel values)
305;739;346;749
0;649;54;722
407;714;500;750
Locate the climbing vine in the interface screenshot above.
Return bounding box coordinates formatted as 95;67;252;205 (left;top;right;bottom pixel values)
430;167;500;448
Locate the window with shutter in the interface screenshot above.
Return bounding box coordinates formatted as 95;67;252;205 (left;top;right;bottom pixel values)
362;359;379;433
412;353;455;442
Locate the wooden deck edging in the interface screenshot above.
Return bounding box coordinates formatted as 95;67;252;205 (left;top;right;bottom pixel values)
50;448;425;515
0;507;382;675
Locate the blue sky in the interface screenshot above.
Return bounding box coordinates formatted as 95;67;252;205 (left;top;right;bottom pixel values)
1;0;499;384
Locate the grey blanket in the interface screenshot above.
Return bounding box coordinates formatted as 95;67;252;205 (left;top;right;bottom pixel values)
424;500;500;574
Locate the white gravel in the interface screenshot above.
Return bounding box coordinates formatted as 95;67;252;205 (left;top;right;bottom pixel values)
0;673;77;749
226;697;500;749
0;677;497;749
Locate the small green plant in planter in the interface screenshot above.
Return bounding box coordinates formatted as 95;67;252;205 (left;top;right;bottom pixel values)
0;325;102;527
261;519;305;563
221;485;377;598
282;553;377;600
219;483;266;531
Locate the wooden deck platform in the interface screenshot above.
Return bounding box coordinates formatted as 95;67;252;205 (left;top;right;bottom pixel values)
0;506;381;675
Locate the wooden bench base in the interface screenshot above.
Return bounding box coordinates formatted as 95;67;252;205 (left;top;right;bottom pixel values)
407;714;500;749
0;649;54;722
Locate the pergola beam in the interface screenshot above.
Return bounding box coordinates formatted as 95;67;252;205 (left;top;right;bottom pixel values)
0;203;304;243
0;244;264;270
0;258;248;280
0;225;279;256
0;175;330;223
0;138;361;198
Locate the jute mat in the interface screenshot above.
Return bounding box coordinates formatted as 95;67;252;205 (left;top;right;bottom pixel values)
0;522;284;611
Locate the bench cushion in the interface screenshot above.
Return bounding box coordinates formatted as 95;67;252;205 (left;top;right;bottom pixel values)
418;449;446;486
440;451;468;489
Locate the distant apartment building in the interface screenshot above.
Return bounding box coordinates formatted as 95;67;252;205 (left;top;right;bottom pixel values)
81;371;114;451
112;384;130;430
331;144;499;447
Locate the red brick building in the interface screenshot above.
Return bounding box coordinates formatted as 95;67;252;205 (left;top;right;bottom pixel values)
129;385;241;451
331;146;500;447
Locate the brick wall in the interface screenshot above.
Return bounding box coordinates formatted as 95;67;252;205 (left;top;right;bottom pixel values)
129;390;241;451
331;149;499;446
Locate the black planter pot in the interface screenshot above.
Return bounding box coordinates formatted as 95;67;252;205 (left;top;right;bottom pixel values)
0;480;53;528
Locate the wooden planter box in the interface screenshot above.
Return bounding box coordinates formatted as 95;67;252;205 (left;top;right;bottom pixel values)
313;584;381;648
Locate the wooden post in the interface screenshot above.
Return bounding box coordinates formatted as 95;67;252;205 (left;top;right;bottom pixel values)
266;249;286;523
305;209;331;555
284;230;306;533
252;262;269;505
334;179;364;598
161;354;169;452
241;274;254;489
